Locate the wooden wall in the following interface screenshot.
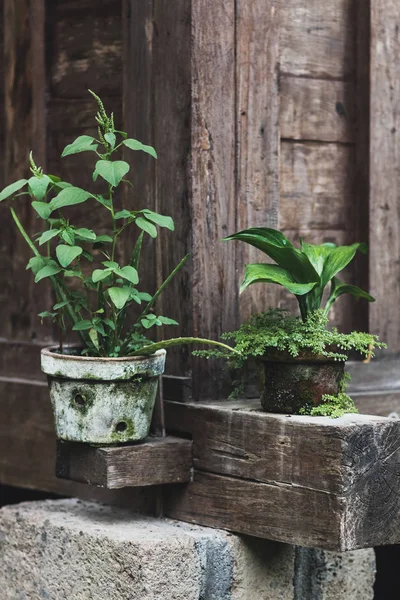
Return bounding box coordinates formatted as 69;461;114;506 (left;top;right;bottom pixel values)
0;0;398;495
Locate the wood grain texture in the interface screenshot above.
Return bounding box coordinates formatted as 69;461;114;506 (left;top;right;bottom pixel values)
191;0;237;399
165;400;400;550
369;0;400;351
280;142;354;231
56;436;193;488
236;0;280;321
281;0;354;78
280;77;354;143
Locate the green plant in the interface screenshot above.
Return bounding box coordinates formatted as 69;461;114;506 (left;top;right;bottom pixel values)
224;228;375;321
0;91;235;359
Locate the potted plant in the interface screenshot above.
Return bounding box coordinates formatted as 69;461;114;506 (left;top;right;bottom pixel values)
0;92;234;444
196;228;386;417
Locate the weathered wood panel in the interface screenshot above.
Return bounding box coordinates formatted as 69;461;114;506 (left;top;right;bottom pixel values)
281;0;355;78
280;77;354;143
369;0;400;351
236;0;280;321
191;0;237;398
165;400;400;550
56;437;193;488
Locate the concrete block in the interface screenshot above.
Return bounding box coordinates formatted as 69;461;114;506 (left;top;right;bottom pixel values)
0;499;376;599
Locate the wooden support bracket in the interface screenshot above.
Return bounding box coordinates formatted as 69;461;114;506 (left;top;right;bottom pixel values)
164;400;400;551
56;436;193;489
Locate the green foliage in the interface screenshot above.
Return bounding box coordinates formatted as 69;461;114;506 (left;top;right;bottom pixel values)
224;228;375;321
194;309;386;368
0;91;188;357
300;393;358;418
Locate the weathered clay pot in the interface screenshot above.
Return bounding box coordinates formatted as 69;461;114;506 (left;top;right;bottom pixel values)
41;346;166;444
256;352;345;414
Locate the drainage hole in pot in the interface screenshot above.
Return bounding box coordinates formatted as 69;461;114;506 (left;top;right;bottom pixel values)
74;394;85;407
116;421;128;433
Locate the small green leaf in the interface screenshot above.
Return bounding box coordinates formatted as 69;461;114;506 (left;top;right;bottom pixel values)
104;132;116;149
82;250;94;262
61;229;75;245
38;311;56;319
103;318;116;330
123;139;157;159
157;316;179;325
117;266;139;285
32;201;51;220
138;292;152;302
141;317;153;329
136;216;157;238
56;245;83;267
53;300;70;310
0;179;28;202
75;228;96;241
95;160;130;187
35;263;62;282
64;269;82;278
94;234;113;244
142;210;174;231
108;286;131;309
102;261;119;269
62;135;98;157
28;175;50;201
72;320;93;331
92;268;113;283
49;187;92;212
114;210;133;220
26;256;45;275
89;328;100;350
38;229;60;245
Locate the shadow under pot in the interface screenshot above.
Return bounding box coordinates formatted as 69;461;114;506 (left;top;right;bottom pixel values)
256;352;345;414
41;346;166;445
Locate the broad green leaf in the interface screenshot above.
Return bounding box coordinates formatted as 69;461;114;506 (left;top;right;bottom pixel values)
28;175;50;201
224;228;319;284
240;264;319;295
26;256;45;275
123;139;157;159
108;286;131;309
38;229;59;245
117;266;139;285
141;317;154;329
35;263;62;283
102;261;119;269
49;187;93;212
157;316;179;325
142;209;174;231
136;216;157;238
95;160;130;187
75;228;96;241
92;268;113;283
0;179;28;202
56;244;83;267
72;320;93;331
138;292;152;302
104;318;116;330
104;132;116;148
114;209;133;220
324;277;375;316
32;201;51;220
319;243;368;289
94;234;113;244
62;135;98;157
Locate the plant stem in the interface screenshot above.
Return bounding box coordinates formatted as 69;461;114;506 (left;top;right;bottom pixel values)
128;337;240;357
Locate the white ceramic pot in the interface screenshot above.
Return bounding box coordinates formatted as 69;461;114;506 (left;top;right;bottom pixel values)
41;346;166;445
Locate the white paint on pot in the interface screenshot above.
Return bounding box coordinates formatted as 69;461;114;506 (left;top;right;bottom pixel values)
41;347;166;445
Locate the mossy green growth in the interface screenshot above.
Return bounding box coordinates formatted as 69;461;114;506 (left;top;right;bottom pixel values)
299;392;358;418
194;309;386;368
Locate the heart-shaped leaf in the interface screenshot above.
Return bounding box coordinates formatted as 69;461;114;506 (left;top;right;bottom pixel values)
56;244;83;267
117;265;139;285
95;160;130;187
62;135;98;157
32;201;51;220
28;175;51;201
108;286;131;309
92;268;113;283
123;138;157;159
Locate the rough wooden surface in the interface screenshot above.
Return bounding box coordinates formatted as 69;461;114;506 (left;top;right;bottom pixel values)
56;437;193;489
165;400;400;550
369;0;400;352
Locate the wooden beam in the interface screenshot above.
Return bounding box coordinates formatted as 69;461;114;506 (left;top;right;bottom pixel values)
164;400;400;550
56;437;193;489
370;0;400;350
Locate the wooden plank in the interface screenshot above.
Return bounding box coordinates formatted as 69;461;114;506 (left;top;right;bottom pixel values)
236;0;280;321
56;437;193;489
369;0;400;351
280;77;354;143
281;0;355;79
191;0;237;399
165;400;400;550
280;142;354;231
